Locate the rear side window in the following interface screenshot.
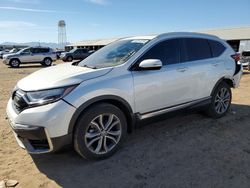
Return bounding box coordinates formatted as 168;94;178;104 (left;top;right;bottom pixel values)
182;38;212;62
208;40;225;57
81;49;88;53
138;39;180;65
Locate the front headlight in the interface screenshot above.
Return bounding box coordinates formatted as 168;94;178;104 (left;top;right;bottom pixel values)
24;85;77;106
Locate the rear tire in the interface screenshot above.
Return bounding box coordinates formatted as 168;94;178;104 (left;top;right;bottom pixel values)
74;103;127;160
9;59;20;68
42;58;52;66
206;82;232;118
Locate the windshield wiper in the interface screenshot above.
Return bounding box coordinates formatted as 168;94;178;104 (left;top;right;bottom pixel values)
83;64;97;69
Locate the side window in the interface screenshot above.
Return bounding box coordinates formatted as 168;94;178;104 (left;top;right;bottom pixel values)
81;49;88;53
208;40;226;57
74;49;80;54
138;39;180;65
40;48;49;53
22;48;30;54
31;48;41;54
182;38;212;62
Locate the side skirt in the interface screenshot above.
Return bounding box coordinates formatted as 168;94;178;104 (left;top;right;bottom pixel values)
137;97;211;120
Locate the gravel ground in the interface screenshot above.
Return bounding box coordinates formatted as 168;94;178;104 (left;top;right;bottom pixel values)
0;60;250;188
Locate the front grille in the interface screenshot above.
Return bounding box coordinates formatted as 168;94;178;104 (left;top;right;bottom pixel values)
12;90;28;113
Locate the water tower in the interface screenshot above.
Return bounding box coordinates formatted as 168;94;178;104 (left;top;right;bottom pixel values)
58;20;67;48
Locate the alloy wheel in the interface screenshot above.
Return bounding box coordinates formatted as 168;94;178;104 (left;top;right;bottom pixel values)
84;113;122;155
44;58;52;66
11;60;19;67
214;87;230;114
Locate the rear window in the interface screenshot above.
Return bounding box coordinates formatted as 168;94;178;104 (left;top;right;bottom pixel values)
242;51;250;57
182;38;212;62
208;40;226;57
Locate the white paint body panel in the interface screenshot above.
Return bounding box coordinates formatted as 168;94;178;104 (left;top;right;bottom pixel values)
6;32;242;152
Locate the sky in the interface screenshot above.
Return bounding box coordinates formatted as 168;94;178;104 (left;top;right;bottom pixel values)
0;0;250;43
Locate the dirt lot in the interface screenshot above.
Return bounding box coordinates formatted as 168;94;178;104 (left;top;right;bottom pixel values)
0;60;250;188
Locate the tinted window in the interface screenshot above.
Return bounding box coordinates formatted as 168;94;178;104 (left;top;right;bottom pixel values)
22;48;31;53
31;48;40;53
138;39;180;65
208;40;225;57
40;48;50;53
182;38;211;61
81;49;88;53
74;49;80;54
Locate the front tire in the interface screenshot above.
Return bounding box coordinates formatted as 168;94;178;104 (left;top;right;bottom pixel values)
74;103;127;160
9;59;20;68
206;82;232;118
66;56;73;62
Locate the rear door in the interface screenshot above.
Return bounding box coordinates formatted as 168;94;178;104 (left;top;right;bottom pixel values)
132;38;196;113
30;48;42;62
180;38;219;100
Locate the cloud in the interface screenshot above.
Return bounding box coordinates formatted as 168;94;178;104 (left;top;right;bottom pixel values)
0;6;78;13
86;0;107;5
0;21;36;29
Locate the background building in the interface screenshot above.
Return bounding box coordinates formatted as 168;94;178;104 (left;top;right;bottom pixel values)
202;26;250;52
65;38;118;51
66;26;250;52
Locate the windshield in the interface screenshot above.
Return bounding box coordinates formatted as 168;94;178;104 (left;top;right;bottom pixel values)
9;48;19;53
78;39;149;68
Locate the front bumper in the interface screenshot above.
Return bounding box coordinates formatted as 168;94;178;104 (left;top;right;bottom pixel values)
6;99;76;154
2;58;10;65
60;56;67;61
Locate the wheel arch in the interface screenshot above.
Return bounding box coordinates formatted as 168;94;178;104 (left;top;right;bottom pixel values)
9;57;20;63
210;77;234;96
68;95;135;136
43;57;52;61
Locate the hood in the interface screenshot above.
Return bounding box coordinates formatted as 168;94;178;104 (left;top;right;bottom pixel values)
60;52;71;56
3;52;18;58
17;63;112;91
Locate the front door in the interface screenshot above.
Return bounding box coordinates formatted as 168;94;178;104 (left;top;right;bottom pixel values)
132;39;195;114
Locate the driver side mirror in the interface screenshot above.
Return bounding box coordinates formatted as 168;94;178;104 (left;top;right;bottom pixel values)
138;59;162;70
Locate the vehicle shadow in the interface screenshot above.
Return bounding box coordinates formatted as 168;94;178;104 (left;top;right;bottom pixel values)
32;103;250;188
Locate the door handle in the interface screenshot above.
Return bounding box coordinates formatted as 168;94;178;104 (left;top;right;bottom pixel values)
212;63;219;67
176;67;188;72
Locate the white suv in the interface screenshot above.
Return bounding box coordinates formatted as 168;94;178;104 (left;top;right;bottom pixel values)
3;47;57;68
6;32;242;159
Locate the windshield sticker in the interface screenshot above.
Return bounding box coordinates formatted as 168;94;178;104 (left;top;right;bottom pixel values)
131;40;148;44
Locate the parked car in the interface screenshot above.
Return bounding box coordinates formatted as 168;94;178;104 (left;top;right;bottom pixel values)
0;49;11;59
55;50;65;59
240;51;250;70
60;48;91;62
2;46;57;68
6;32;242;160
0;48;21;58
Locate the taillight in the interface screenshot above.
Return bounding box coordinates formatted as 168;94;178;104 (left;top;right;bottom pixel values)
231;53;241;62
